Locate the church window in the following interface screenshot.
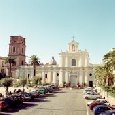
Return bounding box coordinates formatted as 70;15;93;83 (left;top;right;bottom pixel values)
21;61;24;65
45;74;47;78
2;61;4;67
72;44;75;51
28;74;30;79
22;48;23;53
12;61;16;66
13;47;16;53
57;73;59;76
89;73;92;76
72;59;76;66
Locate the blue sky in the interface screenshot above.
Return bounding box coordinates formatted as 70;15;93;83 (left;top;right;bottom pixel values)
0;0;115;64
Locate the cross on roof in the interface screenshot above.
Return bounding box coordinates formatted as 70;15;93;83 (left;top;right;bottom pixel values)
72;36;75;40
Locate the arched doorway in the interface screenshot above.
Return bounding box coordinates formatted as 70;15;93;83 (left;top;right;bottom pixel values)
70;74;78;87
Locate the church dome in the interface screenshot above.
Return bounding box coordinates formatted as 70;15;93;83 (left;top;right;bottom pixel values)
49;57;57;65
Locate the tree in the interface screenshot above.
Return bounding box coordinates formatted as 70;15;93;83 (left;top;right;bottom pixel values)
5;57;15;77
30;55;40;76
95;66;107;86
0;78;13;95
32;76;41;86
103;49;115;86
19;78;27;92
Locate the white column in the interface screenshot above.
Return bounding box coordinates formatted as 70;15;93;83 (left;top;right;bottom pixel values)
52;71;57;84
59;55;63;67
42;72;45;84
59;70;63;87
65;56;69;67
85;70;88;86
78;57;81;67
85;57;87;67
48;71;52;84
79;70;83;85
65;71;69;84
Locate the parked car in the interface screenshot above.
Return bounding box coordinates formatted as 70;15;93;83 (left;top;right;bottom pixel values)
93;105;111;115
84;92;102;100
4;97;14;108
0;100;8;111
89;99;109;110
36;87;46;95
11;94;23;105
21;93;32;102
30;91;40;98
46;86;53;93
87;98;109;106
50;84;59;90
99;110;115;115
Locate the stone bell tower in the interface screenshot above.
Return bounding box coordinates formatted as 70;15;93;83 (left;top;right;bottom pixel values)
68;38;79;52
8;36;26;77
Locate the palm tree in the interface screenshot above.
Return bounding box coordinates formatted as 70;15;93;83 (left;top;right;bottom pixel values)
19;78;27;92
30;55;40;76
103;49;115;86
32;76;41;86
5;57;15;77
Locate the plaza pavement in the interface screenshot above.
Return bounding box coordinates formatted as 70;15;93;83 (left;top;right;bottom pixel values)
0;88;93;115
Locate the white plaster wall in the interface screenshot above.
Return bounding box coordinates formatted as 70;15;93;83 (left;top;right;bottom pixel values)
48;71;52;83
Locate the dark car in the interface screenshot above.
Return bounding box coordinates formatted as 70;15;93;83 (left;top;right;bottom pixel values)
11;95;23;105
0;100;8;111
99;110;115;115
93;105;111;115
30;91;40;98
47;86;54;93
4;97;14;108
89;100;109;110
21;93;32;102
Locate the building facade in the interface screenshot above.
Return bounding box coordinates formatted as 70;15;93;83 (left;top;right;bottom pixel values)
8;36;26;77
16;39;94;87
0;56;8;78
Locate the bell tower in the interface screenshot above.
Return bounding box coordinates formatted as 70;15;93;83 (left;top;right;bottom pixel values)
68;37;79;52
8;36;26;76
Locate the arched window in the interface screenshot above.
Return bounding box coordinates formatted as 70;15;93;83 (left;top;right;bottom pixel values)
13;47;16;53
89;73;92;76
57;73;59;76
72;44;75;51
45;74;47;78
72;59;76;66
21;61;24;65
22;48;23;53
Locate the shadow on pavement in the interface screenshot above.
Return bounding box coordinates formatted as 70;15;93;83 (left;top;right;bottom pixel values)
30;98;50;103
2;102;38;113
45;93;56;97
0;113;11;115
54;91;66;93
38;99;50;103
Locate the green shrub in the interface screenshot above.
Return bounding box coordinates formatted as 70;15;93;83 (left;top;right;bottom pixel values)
0;78;13;95
109;91;115;97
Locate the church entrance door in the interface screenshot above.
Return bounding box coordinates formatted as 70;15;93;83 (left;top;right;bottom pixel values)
70;75;78;87
89;81;93;87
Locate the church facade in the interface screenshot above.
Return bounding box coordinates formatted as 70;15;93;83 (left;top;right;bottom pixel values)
16;39;94;87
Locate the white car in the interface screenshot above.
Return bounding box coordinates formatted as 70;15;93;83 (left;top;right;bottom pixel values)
84;92;102;100
83;87;97;94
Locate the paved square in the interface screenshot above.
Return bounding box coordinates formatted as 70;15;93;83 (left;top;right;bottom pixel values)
2;88;93;115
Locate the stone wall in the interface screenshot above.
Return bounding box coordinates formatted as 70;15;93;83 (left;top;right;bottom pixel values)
96;87;115;105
